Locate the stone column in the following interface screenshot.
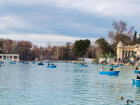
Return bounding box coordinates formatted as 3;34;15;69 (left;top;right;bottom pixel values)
129;51;131;58
12;54;14;61
17;55;19;61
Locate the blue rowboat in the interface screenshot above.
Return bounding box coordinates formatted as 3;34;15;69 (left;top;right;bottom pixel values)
99;71;120;75
72;62;77;64
22;62;29;64
119;64;124;66
32;62;35;64
79;64;88;67
134;70;140;73
100;64;104;65
0;62;4;64
132;79;140;84
109;65;118;67
45;62;51;63
38;63;44;65
47;65;57;68
9;62;16;64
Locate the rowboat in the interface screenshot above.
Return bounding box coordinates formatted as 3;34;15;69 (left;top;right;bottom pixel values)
72;62;77;64
109;65;118;67
99;71;120;75
47;65;57;68
134;70;140;73
0;62;4;64
79;64;88;67
119;64;124;66
132;79;140;84
22;62;29;64
38;63;44;65
9;62;16;64
32;62;35;64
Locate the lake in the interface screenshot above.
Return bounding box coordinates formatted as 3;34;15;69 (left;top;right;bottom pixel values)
0;62;139;105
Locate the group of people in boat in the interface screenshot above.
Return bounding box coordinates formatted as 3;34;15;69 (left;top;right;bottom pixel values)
134;66;140;79
39;61;43;64
48;63;54;66
100;67;113;71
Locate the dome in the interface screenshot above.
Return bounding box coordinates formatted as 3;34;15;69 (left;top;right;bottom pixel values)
117;41;123;47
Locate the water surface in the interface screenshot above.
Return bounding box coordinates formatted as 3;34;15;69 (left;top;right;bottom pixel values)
0;62;139;105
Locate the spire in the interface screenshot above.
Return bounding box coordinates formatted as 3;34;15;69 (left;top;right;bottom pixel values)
117;41;123;47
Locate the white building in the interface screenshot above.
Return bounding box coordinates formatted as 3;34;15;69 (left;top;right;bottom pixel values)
0;54;19;61
117;41;140;59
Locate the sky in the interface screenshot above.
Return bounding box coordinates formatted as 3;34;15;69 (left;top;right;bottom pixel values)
0;0;140;46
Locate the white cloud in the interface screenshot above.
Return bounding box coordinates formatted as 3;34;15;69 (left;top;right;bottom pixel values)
0;0;139;16
0;16;31;32
0;0;136;16
0;34;97;46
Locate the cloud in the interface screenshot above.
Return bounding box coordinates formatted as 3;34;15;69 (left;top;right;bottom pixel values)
0;0;139;46
0;0;139;16
0;34;97;46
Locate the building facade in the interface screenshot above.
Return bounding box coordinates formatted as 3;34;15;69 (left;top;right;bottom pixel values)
0;54;19;61
117;41;140;59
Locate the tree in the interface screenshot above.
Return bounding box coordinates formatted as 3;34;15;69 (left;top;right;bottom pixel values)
63;42;71;60
137;34;140;44
131;31;137;45
95;38;114;56
108;20;134;51
73;39;91;57
0;41;3;53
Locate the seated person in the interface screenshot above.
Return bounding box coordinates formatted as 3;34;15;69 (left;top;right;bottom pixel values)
100;67;104;71
109;67;113;71
135;66;139;70
136;72;140;79
48;63;50;66
51;63;54;65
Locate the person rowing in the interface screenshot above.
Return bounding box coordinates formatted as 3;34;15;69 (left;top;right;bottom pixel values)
100;67;104;71
135;66;139;70
109;67;113;71
136;71;140;79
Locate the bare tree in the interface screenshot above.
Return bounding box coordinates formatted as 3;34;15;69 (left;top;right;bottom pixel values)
108;20;134;44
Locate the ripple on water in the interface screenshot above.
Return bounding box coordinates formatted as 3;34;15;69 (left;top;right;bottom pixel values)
0;63;139;104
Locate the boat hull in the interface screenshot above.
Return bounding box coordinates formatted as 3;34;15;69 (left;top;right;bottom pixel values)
47;65;57;68
132;79;140;84
99;71;108;74
72;62;77;64
79;64;88;67
109;65;118;67
22;63;29;64
119;65;124;66
38;63;44;65
99;71;120;75
9;63;15;64
134;70;140;73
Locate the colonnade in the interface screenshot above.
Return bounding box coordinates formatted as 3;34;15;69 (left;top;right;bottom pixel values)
122;50;134;58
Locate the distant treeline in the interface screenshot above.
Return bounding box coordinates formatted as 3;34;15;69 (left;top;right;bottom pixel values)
0;20;139;60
